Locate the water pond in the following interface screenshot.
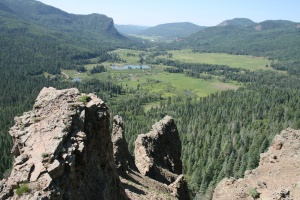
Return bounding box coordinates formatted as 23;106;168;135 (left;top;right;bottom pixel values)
111;65;149;70
72;78;82;82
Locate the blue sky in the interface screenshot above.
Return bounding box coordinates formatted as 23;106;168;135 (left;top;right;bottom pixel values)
37;0;300;26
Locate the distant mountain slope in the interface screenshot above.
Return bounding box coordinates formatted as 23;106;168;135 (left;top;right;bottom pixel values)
0;2;15;15
217;18;256;27
1;0;125;40
175;19;300;61
115;24;150;35
139;22;206;38
254;20;296;30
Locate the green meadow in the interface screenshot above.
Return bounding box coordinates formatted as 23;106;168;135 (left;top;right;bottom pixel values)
158;49;272;71
61;48;276;109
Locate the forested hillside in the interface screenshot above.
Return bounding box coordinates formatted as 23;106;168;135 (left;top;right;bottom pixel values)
217;18;256;27
139;22;206;38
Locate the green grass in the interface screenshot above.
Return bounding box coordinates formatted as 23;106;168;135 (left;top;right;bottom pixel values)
16;183;29;196
120;72;239;98
62;49;248;111
158;50;273;71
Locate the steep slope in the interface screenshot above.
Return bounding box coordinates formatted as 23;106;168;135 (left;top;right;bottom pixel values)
1;0;125;43
0;88;127;199
140;22;206;38
217;18;256;27
115;24;150;35
212;128;300;199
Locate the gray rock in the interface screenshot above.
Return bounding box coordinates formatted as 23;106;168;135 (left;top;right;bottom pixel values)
112;115;137;175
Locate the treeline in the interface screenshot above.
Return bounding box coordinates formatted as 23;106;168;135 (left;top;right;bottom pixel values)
159;59;239;76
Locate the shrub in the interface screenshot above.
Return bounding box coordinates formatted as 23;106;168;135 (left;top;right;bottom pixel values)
16;183;29;196
249;187;260;199
79;95;90;104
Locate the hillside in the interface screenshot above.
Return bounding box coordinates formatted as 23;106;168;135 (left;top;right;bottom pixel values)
139;22;206;38
1;0;126;47
174;19;300;62
217;18;256;27
115;24;150;35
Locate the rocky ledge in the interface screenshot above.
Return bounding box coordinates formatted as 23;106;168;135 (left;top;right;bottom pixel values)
212;128;300;200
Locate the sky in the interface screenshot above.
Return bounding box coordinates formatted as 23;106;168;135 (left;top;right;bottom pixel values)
37;0;300;26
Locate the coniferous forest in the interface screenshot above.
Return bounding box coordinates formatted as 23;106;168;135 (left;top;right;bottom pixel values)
1;0;300;199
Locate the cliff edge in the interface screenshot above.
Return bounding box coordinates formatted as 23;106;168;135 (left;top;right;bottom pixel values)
212;128;300;200
0;87;189;200
0;87;127;200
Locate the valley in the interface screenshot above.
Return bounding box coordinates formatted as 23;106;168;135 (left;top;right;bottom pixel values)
0;0;300;199
62;49;270;103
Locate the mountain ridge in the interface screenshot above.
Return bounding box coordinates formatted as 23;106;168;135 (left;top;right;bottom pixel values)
139;22;206;38
217;18;256;27
1;0;125;40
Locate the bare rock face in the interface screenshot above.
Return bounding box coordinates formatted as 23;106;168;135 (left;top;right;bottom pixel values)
212;128;300;200
135;115;182;184
0;87;127;200
130;116;189;200
111;115;137;175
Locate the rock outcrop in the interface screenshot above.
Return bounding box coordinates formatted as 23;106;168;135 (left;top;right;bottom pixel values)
0;87;189;200
0;87;127;200
212;128;300;200
134;116;182;184
112;115;190;200
111;115;137;175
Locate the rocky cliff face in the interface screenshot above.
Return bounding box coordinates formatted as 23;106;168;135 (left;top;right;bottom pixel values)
112;115;190;200
134;116;183;184
0;87;126;200
212;128;300;200
0;87;189;200
111;115;137;175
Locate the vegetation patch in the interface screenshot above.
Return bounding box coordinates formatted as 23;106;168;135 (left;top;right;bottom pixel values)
16;182;29;196
248;187;260;199
158;50;272;71
79;95;90;105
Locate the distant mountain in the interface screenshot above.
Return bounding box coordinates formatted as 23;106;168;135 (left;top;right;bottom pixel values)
174;19;300;61
139;22;206;38
1;0;125;40
254;20;296;30
217;18;256;27
115;24;150;35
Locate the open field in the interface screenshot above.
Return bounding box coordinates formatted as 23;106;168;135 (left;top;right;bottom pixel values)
62;49;272;109
158;50;273;71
